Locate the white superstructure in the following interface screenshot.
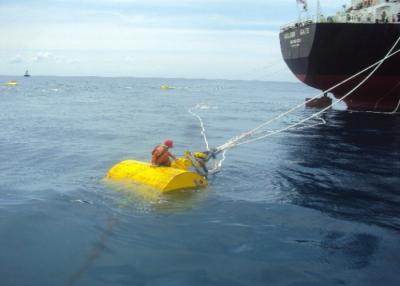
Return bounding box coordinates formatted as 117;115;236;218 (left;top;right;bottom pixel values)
281;0;400;32
332;0;400;23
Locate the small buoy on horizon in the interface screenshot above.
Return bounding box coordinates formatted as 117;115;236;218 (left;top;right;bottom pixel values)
160;85;175;90
6;80;17;86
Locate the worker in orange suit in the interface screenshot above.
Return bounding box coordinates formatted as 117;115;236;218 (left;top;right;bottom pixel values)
151;139;177;167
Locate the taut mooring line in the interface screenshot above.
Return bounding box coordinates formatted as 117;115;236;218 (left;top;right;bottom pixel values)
189;36;400;171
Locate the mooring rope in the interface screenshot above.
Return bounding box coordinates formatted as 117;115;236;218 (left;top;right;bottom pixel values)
188;104;211;151
188;105;324;173
66;217;119;286
189;35;400;172
217;45;400;152
188;104;227;173
391;96;400;113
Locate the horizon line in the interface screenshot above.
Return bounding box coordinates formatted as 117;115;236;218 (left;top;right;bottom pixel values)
0;74;299;84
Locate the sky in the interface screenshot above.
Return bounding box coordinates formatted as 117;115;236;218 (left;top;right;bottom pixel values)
0;0;347;81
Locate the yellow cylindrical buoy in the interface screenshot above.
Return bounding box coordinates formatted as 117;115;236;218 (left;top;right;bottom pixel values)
105;159;207;193
160;85;174;90
6;80;17;86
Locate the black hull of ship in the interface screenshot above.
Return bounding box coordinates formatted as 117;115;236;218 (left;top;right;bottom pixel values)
279;23;400;112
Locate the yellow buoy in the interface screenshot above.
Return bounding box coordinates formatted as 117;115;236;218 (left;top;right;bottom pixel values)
6;80;17;86
105;158;207;193
160;85;174;90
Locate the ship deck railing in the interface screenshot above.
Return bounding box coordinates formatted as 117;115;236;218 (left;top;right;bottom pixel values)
281;18;400;31
280;18;316;32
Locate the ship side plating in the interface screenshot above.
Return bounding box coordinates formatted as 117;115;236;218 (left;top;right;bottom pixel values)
279;0;400;112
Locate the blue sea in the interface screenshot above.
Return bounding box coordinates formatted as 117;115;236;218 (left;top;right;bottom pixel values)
0;76;399;286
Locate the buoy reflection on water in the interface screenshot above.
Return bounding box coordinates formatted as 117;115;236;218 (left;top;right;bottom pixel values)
103;178;210;214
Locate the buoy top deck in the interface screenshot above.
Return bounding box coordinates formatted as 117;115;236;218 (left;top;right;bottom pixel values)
106;159;207;193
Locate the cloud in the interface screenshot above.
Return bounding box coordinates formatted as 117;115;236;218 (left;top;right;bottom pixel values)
9;55;25;64
0;0;348;79
79;9;285;31
8;52;62;64
31;52;54;62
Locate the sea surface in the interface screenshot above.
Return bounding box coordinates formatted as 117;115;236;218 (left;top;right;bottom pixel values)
0;76;399;286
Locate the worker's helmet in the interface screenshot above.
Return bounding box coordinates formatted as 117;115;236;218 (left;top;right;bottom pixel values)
164;139;174;148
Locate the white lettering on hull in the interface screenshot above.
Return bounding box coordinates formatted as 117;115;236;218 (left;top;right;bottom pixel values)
284;31;296;39
290;38;302;47
284;27;310;48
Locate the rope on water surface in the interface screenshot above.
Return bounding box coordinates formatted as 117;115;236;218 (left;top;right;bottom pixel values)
66;217;119;286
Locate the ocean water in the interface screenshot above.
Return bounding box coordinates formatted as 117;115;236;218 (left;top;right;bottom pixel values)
0;76;399;286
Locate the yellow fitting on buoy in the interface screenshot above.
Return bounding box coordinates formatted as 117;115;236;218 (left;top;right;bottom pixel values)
105;159;207;193
193;152;208;159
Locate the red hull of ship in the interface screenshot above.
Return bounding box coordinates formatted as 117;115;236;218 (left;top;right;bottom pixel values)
280;23;400;112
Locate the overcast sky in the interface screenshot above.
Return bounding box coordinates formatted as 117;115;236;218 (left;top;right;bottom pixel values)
0;0;347;81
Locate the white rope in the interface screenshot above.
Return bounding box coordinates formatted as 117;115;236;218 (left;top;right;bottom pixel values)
188;104;225;174
188;36;400;173
208;149;226;174
188;104;231;174
349;96;400;114
391;97;400;113
217;39;400;152
188;104;210;151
